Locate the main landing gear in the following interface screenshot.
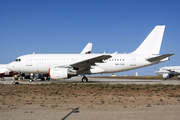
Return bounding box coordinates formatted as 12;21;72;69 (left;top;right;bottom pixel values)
28;73;36;83
28;78;35;83
82;76;88;83
28;74;50;83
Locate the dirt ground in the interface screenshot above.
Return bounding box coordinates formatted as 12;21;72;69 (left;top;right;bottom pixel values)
0;83;180;120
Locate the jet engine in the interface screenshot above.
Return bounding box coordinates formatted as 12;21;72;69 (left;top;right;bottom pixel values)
49;68;77;80
162;73;174;79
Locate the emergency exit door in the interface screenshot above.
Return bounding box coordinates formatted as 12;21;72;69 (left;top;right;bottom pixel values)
26;55;33;66
130;55;136;66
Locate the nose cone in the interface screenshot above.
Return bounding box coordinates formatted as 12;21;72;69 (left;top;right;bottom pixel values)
155;70;161;76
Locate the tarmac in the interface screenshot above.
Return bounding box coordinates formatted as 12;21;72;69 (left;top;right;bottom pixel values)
1;76;180;85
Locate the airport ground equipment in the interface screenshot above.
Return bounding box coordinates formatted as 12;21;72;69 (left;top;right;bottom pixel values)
12;74;23;84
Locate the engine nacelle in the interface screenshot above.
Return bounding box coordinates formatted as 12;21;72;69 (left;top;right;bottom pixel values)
163;74;169;79
162;73;174;79
169;74;174;78
49;68;77;80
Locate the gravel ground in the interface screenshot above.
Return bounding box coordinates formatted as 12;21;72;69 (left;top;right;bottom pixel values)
0;83;180;120
0;104;180;120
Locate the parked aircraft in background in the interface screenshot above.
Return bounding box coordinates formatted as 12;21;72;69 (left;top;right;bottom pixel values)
156;66;180;80
0;64;17;81
7;25;174;83
81;43;92;54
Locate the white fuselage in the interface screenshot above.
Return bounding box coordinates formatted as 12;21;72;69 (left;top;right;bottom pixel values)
156;66;180;76
0;64;10;74
0;64;17;78
7;53;159;75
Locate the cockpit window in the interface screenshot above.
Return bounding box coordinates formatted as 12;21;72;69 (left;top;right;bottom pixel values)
15;59;21;62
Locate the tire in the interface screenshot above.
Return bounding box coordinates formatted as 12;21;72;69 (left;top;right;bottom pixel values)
82;77;88;83
29;79;33;83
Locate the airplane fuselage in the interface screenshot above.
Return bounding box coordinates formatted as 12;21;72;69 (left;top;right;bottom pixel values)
8;53;160;75
156;66;180;76
0;64;17;79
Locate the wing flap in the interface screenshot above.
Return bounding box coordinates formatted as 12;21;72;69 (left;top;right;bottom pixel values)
166;69;180;73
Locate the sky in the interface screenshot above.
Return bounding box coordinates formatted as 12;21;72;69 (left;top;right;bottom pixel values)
0;0;180;76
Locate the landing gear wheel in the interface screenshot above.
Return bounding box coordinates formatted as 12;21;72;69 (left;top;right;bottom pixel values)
29;79;34;83
41;77;45;81
82;77;88;83
20;77;24;80
178;78;180;81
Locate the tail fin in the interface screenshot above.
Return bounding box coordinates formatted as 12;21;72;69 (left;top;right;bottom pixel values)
81;43;93;54
132;25;165;55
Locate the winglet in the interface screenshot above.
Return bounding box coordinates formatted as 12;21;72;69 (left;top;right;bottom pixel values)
81;43;93;54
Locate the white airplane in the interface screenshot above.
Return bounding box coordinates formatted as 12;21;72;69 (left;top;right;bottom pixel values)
0;64;17;81
7;25;174;83
20;42;93;81
156;66;180;80
0;43;92;82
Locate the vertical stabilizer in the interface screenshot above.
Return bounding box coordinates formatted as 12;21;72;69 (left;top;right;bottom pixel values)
81;43;93;54
132;25;165;55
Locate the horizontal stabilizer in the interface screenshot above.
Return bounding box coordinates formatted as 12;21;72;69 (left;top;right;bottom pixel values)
147;53;174;62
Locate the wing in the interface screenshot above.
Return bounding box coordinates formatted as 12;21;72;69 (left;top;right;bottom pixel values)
165;69;180;75
71;55;111;68
55;55;111;71
146;53;174;62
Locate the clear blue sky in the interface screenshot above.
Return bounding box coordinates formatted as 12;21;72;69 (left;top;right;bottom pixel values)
0;0;180;76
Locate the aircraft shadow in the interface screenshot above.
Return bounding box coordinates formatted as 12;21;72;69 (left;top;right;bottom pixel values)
34;80;164;84
61;107;80;120
88;80;163;83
